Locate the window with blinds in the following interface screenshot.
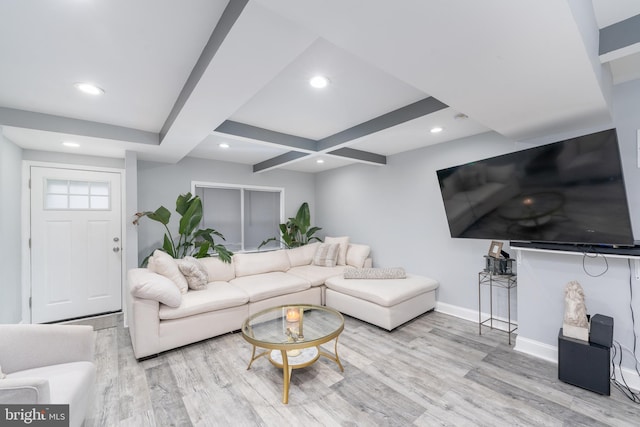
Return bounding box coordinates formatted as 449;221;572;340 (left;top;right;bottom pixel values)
195;183;283;252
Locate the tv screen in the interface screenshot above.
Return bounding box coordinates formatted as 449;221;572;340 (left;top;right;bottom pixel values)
436;128;635;247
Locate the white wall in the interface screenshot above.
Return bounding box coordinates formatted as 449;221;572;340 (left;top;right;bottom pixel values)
136;156;316;263
0;131;23;323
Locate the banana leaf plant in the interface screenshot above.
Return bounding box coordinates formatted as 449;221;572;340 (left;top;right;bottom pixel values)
133;193;233;266
259;202;322;249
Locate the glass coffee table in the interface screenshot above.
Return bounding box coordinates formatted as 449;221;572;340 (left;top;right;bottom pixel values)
241;304;344;404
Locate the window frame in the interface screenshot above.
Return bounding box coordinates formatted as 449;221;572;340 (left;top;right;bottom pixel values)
192;181;285;253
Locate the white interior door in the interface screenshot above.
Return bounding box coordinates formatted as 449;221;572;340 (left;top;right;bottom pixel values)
30;166;122;323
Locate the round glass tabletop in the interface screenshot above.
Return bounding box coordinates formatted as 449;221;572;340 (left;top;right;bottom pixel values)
241;304;344;350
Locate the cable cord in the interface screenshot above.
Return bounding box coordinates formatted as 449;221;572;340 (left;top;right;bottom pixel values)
609;259;640;403
582;248;608;277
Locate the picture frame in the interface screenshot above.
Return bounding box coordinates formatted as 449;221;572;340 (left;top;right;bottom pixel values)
488;241;503;258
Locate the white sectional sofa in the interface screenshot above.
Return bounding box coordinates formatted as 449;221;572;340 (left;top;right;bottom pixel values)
126;241;439;359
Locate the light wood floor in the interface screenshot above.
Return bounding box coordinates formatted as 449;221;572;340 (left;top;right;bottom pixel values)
85;311;640;426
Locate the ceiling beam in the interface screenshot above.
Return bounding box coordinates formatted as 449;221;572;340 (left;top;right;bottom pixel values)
253;151;309;173
0;107;158;145
215;120;316;152
599;14;640;62
316;97;447;151
328;147;386;165
160;0;249;142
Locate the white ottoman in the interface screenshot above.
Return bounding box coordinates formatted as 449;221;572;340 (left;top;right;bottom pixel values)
324;274;439;330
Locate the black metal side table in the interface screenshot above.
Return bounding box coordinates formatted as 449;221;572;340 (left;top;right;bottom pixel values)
478;270;517;344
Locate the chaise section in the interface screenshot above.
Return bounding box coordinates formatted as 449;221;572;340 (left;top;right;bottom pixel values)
325;274;439;330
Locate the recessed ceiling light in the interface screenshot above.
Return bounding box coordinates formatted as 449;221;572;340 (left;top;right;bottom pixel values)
74;82;104;96
62;141;80;148
309;75;329;89
430;126;443;134
454;113;468;120
219;143;230;149
316;159;325;164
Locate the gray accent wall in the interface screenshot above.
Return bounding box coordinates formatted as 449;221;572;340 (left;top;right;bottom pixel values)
136;156;316;263
316;79;640;370
0;132;23;323
316;131;519;316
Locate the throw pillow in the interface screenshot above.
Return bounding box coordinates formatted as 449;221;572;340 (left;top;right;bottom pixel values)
344;267;407;279
324;236;349;265
177;256;209;290
147;250;189;294
312;243;340;267
346;243;371;268
130;270;182;307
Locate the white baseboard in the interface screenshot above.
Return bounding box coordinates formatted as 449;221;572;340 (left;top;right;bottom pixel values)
435;301;517;332
437;302;640;393
613;365;640;393
514;336;558;363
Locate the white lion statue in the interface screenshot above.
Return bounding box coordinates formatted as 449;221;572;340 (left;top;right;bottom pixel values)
563;280;589;340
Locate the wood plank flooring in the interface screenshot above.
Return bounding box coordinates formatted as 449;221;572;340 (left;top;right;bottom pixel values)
85;311;640;426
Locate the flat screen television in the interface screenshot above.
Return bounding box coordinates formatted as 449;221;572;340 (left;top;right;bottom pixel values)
436;128;635;249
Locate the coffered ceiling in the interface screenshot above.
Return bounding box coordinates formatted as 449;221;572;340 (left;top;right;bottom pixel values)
1;0;639;173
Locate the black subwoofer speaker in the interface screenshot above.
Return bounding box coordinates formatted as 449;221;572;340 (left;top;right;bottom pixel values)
558;328;610;395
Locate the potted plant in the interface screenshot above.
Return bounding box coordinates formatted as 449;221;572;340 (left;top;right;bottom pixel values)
133;192;233;266
259;202;322;249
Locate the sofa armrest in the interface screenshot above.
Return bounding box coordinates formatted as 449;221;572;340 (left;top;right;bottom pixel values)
0;325;95;374
0;377;51;404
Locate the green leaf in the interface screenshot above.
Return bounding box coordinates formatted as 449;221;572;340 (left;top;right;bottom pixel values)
175;192;193;216
214;245;233;263
194;241;210;258
162;235;175;257
179;197;203;236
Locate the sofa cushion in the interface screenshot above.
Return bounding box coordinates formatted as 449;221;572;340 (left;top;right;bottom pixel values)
234;250;291;277
325;275;439;307
346;244;371;268
177;257;208;290
147;250;188;294
324;236;349;265
287;265;347;286
159;282;249;320
230;272;310;302
129;269;182;308
312;243;340;267
197;257;236;282
286;242;321;267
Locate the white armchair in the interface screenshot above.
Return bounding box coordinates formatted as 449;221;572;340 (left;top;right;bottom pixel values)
0;324;96;427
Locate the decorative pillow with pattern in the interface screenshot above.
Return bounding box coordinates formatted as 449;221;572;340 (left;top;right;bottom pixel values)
324;236;350;265
344;267;407;279
177;256;209;290
312;243;340;267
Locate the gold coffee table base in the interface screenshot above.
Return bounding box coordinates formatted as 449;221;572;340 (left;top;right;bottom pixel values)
241;305;345;404
246;338;344;404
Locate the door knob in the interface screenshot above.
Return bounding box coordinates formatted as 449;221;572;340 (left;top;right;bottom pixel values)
113;247;120;252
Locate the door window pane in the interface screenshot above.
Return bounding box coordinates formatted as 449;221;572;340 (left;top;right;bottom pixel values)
45;179;110;210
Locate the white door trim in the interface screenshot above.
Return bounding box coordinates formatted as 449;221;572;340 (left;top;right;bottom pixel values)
21;160;126;323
